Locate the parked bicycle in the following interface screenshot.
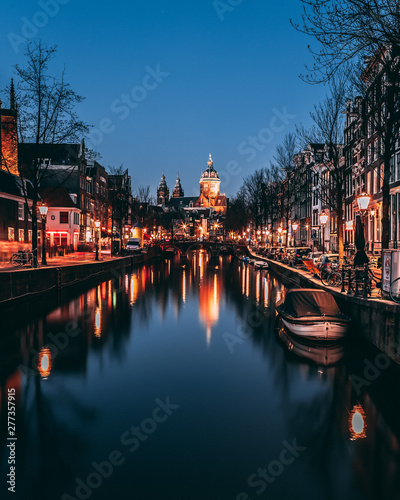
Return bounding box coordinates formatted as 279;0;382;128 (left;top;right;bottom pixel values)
320;262;342;287
10;249;36;267
342;264;381;297
389;276;400;304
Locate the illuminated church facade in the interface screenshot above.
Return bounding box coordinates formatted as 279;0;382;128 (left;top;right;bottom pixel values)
157;154;227;215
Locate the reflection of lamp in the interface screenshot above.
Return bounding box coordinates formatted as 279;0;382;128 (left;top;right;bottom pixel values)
38;203;48;265
349;404;367;440
319;210;329;254
38;347;52;379
345;220;354;231
95;220;101;261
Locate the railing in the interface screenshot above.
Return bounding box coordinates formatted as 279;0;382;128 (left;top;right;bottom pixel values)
340;264;381;298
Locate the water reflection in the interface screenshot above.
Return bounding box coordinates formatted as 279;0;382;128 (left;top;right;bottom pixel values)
0;251;399;500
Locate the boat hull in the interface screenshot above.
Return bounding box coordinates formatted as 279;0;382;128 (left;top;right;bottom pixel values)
281;317;349;340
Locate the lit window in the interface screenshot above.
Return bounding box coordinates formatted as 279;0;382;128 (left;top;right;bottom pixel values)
19;229;24;242
60;212;69;224
28;230;32;242
18;202;24;221
8;228;15;241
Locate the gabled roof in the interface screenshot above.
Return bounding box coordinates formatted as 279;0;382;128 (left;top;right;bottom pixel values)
0;170;23;197
167;196;198;208
19;143;84;166
39;186;78;208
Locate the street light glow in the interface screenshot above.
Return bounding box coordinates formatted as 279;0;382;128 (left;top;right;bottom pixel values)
357;192;371;212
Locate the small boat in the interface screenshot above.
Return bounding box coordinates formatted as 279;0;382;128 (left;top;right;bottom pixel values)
254;260;269;270
277;327;346;366
240;256;249;263
276;289;350;340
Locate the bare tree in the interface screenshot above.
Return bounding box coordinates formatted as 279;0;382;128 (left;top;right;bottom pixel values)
273;133;298;246
11;40;88;265
291;0;400;250
297;75;348;260
135;185;155;205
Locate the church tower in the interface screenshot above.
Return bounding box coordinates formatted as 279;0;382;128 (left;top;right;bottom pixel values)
172;173;184;198
0;79;19;176
199;154;221;203
157;170;169;205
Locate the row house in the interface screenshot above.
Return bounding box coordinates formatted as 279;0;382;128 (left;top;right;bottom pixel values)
108;169;135;249
18;141;93;247
0;170;35;259
344;48;400;256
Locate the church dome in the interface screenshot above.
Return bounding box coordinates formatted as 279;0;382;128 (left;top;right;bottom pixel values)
200;154;220;181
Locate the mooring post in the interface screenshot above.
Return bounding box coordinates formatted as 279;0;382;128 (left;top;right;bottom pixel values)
363;263;369;299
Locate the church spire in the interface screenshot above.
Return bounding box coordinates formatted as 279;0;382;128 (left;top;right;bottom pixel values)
172;172;184;198
10;78;15;110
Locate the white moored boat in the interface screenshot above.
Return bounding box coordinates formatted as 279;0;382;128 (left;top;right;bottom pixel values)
277;289;350;340
254;260;268;270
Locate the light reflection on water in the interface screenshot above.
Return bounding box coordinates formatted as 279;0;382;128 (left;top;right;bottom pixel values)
0;251;399;500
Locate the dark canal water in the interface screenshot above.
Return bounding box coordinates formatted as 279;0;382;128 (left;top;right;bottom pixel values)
1;251;400;500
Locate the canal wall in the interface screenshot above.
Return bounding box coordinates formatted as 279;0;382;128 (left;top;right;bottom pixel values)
0;250;159;306
254;256;400;365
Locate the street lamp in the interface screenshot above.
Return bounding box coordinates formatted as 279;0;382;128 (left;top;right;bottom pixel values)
38;203;48;265
94;220;101;261
356;192;371;261
319;210;329;254
357;192;371;214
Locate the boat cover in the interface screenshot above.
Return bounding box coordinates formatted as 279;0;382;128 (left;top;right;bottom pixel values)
282;289;343;318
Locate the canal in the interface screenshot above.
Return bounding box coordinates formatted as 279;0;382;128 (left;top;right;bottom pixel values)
1;251;400;500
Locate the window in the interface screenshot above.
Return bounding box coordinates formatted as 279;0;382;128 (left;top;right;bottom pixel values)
19;229;24;242
367;144;372;164
18;202;24;221
374;139;378;161
397;153;400;181
60;212;69;224
73;212;79;225
28;230;32;242
390;157;395;183
8;228;15;241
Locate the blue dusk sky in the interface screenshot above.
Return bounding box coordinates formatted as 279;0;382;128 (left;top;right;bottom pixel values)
0;0;330;199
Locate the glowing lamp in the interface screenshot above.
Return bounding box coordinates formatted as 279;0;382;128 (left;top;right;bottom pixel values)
319;212;329;225
38;204;48;217
94;220;101;229
357;192;371;212
278;227;283;234
292;222;298;232
345;220;354;231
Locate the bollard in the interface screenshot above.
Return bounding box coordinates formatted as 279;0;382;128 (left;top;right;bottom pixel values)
355;268;360;296
341;265;346;293
347;267;352;295
363;263;369;298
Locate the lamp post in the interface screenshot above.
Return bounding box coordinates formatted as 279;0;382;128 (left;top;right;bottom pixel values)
95;220;101;261
292;221;298;247
356;192;371;261
319;211;329;254
38;204;48;265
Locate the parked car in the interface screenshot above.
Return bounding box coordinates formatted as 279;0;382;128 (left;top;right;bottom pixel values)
126;238;141;252
316;253;339;270
291;247;312;266
306;251;323;265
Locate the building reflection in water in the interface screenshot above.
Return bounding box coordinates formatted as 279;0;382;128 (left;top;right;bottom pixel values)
1;250;400;500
